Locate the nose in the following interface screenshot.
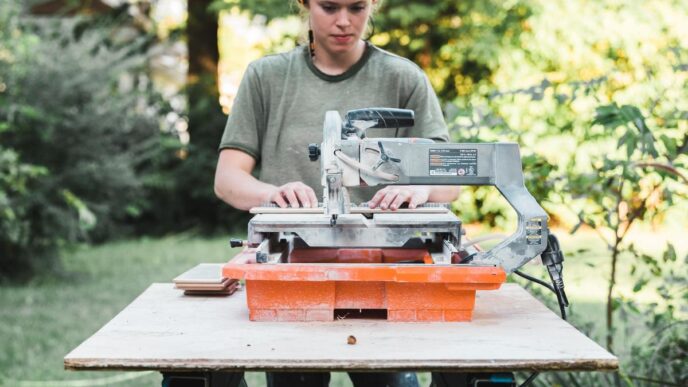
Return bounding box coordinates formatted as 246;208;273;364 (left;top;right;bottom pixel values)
335;9;351;28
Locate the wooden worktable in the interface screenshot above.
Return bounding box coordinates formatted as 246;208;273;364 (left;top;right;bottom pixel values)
64;282;617;372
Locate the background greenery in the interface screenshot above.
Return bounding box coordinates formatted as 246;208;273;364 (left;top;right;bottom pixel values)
1;0;686;386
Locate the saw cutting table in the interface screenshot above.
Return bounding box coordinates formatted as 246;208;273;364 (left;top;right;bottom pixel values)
64;274;617;373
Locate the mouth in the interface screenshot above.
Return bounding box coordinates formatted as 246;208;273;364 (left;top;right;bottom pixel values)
331;34;354;43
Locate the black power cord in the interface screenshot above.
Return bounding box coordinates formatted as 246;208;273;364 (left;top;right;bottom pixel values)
540;233;569;320
514;233;569;321
513;270;555;294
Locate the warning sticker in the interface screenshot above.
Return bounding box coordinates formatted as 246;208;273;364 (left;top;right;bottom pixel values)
429;148;478;176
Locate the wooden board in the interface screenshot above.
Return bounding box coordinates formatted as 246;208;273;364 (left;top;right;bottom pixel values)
64;280;617;372
173;263;238;294
183;281;239;297
173;263;227;285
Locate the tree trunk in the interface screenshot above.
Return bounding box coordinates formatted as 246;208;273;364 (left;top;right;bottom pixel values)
176;0;250;231
606;244;619;352
187;0;219;98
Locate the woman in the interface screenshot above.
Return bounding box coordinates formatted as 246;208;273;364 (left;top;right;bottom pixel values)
214;0;459;212
214;1;458;386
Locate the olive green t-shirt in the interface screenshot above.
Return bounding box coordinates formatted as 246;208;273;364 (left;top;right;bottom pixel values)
219;42;448;204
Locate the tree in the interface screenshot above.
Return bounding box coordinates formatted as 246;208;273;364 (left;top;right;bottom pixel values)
141;0;249;232
0;2;166;278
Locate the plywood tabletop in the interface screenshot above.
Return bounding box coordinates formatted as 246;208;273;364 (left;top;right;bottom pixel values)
64;279;617;372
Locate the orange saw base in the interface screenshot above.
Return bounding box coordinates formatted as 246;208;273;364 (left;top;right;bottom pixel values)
223;248;506;322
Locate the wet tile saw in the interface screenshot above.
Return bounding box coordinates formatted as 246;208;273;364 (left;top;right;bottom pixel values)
223;108;565;322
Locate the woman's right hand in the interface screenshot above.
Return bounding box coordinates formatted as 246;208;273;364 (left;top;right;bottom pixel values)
266;182;318;208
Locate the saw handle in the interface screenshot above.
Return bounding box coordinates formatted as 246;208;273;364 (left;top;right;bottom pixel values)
344;108;415;129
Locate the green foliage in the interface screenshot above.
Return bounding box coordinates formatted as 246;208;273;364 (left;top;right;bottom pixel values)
618;246;688;386
135;80;250;234
210;0;295;18
594;103;658;158
564;95;684;342
567;100;682;239
375;0;535;101
0;148;50;276
454;43;687;386
409;0;688;383
0;5;169;279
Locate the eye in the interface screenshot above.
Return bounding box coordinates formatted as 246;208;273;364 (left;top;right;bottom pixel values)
321;4;337;13
349;3;366;13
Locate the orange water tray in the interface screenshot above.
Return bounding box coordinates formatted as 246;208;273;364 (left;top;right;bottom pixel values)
222;248;506;322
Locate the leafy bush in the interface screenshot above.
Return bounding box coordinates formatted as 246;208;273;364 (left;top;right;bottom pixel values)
0;5;169;279
0;147;49;277
622;245;687;386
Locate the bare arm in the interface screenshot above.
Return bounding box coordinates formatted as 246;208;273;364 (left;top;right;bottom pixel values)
428;186;462;203
214;149;317;211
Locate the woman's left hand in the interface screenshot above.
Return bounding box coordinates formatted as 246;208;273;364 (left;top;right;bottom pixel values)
368;186;430;210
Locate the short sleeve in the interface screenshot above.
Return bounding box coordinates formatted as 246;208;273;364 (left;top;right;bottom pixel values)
401;72;449;143
218;64;265;161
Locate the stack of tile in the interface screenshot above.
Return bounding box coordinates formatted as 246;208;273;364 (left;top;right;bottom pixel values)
173;263;239;296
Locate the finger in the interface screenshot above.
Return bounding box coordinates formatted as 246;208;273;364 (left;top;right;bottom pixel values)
283;188;300;208
294;189;310;208
368;188;388;208
307;188;318;208
379;190;400;210
272;190;288;208
390;191;411;210
408;192;425;209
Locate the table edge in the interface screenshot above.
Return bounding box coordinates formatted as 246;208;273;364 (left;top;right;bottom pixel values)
64;358;619;372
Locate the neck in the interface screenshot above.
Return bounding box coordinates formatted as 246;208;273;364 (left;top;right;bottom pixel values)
313;40;366;75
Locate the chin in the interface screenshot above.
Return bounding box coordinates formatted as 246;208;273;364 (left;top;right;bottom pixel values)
333;45;354;53
329;41;358;53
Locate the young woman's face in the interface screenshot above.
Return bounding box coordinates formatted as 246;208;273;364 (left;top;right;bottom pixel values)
308;0;374;56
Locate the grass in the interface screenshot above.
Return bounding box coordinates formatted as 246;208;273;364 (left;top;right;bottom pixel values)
0;227;685;387
0;235;231;386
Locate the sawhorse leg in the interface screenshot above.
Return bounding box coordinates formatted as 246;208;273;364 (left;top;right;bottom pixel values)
161;371;246;387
